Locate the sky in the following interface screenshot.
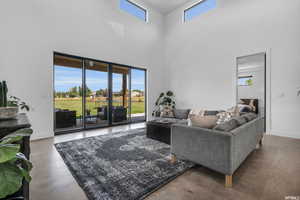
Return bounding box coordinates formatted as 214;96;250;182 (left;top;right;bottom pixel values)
120;0;146;21
55;65;145;92
184;0;216;22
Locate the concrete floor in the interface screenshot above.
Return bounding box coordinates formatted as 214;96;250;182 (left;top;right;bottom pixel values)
30;123;300;200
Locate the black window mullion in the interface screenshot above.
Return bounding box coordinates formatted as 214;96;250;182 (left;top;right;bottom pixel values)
82;59;86;129
129;68;132;122
108;64;113;126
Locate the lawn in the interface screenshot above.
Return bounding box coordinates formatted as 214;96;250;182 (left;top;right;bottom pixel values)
55;97;145;117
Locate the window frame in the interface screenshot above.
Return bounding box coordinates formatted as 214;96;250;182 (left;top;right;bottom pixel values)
120;0;148;22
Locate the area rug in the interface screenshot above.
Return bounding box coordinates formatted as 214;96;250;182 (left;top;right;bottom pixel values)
55;128;194;200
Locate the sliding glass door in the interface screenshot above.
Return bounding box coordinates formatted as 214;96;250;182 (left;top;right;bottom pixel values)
84;60;109;128
54;53;147;134
54;55;84;131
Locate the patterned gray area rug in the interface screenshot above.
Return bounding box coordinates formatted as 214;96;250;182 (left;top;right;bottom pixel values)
55;128;194;200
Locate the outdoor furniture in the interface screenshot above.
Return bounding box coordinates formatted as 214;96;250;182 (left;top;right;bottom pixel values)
113;106;127;122
55;109;77;128
97;106;127;122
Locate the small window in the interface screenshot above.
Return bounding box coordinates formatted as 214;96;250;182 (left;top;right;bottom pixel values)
120;0;147;22
238;76;253;86
184;0;216;22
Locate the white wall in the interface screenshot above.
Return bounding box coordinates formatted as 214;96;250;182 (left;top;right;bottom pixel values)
164;0;300;138
1;0;300;139
0;0;166;140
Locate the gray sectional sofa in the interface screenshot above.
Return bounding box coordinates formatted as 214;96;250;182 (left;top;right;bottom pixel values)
170;116;265;187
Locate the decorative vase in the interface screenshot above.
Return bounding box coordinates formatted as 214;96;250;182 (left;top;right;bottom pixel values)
0;107;18;120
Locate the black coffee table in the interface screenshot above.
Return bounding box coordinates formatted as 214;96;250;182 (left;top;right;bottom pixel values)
146;120;175;145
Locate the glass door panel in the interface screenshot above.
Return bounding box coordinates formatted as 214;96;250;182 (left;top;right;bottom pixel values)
112;65;130;125
54;55;83;132
131;69;146;122
84;60;109;128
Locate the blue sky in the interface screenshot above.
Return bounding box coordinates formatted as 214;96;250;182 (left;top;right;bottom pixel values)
120;0;146;21
185;0;216;22
55;66;145;92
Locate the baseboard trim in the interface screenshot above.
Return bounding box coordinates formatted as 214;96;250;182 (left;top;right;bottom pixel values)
270;130;300;139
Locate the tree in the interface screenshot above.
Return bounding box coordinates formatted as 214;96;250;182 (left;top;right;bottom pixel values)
85;87;92;97
68;86;78;98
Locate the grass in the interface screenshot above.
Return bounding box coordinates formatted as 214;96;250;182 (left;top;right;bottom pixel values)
55;97;145;117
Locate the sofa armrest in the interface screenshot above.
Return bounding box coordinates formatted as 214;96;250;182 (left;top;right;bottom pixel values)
171;124;233;175
230;117;265;173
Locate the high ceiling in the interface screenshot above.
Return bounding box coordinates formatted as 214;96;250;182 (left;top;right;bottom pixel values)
142;0;194;14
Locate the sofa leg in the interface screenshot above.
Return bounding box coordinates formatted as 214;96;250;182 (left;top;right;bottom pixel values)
257;138;263;149
170;154;176;164
259;138;263;147
225;175;232;188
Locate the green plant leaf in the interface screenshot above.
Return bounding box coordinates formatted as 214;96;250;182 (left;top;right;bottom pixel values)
0;129;33;144
16;153;33;171
166;91;174;97
18;166;32;182
0;144;20;163
0;162;23;198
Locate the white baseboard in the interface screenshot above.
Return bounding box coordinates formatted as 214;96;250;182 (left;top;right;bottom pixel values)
270;129;300;139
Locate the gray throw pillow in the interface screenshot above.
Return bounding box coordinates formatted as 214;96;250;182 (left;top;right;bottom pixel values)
213;119;239;132
173;109;191;119
231;116;247;126
242;113;257;122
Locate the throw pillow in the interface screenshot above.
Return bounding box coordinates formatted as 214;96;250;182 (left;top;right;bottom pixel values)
238;104;253;113
227;106;240;117
216;111;232;125
160;107;175;118
214;119;239;132
173;109;191;119
189;109;204;117
190;115;218;129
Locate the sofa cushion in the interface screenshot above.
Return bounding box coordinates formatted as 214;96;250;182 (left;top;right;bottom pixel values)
213;119;239;132
190;115;218;129
242;113;257;122
231;116;247;126
173;109;191;119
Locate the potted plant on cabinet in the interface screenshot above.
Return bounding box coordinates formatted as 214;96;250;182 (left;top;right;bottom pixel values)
0;128;33;200
0;81;29;120
152;91;176;117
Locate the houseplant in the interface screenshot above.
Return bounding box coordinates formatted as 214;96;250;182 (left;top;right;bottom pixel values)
0;81;30;120
152;91;176;117
0;128;33;199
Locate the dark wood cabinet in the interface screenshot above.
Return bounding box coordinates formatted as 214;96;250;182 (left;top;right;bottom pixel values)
0;114;31;200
